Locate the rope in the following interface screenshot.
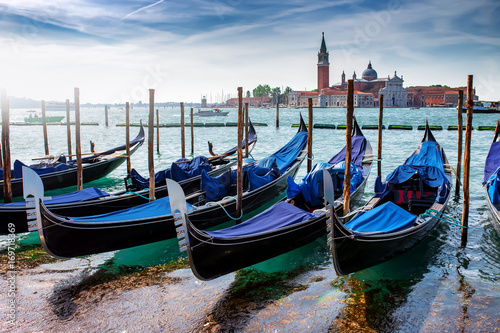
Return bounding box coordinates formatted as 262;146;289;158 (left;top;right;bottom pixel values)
124;191;155;201
420;209;468;228
305;153;315;161
205;198;243;220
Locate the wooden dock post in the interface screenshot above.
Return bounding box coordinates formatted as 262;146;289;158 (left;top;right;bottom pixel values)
148;89;155;200
156;108;160;153
456;90;464;196
190;108;194;156
105;105;109;127
66;99;72;160
276;100;279;128
41;100;49;156
74;88;83;191
461;75;473;246
377;94;384;179
0;141;2;169
180;102;185;159
307;98;313;173
2;89;12;202
344;79;354;216
236;87;244;222
125;102;131;174
245;103;249;158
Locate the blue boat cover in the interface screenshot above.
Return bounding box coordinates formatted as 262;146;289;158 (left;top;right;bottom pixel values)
286;161;364;207
344;201;417;234
200;131;307;201
206;201;317;239
486;165;500;204
328;135;367;169
201;169;233;202
12;160;70;179
69;196;194;222
484;141;500;183
1;187;111;207
128;156;212;189
385;141;448;188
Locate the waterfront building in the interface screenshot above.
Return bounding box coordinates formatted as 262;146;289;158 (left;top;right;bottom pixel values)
407;86;478;107
226;96;272;107
288;33;408;107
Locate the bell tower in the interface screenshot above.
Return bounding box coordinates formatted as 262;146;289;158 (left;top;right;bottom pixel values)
317;32;329;90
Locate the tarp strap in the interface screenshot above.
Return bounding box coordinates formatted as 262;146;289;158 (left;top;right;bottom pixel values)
124;191;156;201
420;209;468;228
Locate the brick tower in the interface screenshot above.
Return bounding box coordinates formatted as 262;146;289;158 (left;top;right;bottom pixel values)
317;32;330;90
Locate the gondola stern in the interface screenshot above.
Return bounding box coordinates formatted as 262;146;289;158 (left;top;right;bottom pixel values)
422;121;437;143
352;116;364;137
493;119;500;142
298;113;308;133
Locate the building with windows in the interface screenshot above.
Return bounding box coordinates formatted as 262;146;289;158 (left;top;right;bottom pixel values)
288;33;408;107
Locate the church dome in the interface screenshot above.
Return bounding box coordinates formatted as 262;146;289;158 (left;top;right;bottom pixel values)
361;61;377;80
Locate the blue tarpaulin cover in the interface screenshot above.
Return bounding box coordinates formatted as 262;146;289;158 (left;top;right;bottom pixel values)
286;161;364;207
206;201;317;239
328;135;367;169
344;201;417;234
12;160;70;179
485;141;500;183
69;196;194;222
486;166;500;204
1;187;111;207
201;131;307;201
129;156;212;189
385;141;448;188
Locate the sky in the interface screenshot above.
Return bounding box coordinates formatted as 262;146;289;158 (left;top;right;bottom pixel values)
0;0;499;104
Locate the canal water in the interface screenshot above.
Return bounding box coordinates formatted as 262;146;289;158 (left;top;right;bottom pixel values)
2;106;500;331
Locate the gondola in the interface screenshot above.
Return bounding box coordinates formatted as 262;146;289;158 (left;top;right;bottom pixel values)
0;122;257;235
483;121;500;236
0;125;145;199
328;122;452;276
170;120;372;280
25;116;307;258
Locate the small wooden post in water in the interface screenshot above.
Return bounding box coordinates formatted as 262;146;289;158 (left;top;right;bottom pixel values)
74;88;83;191
2;89;12;202
276;99;279;128
307;98;313;173
180;102;185;159
105;105;109;127
156;108;160;153
0;142;3;169
148;89;155;200
377;94;384;179
344;79;354;216
236;87;244;222
190;108;194;156
66;99;72;160
245;102;249;158
461;75;473;246
41;100;49;156
456;90;464;196
125;102;131;174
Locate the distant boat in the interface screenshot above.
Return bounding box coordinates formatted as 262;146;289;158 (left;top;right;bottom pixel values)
193;108;229;117
410;107;420;110
24;112;65;124
461;101;500;113
45;101;75;112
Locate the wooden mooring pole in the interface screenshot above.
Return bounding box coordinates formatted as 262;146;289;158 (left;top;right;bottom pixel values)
245;103;249;158
456;90;464;196
2;89;12;202
377;94;384;179
156;108;160;153
236;87;244;222
190;108;194;156
74;88;83;191
125;102;131;174
276;100;279;128
180;102;185;159
148;89;155;200
344;79;354;216
105;105;109;127
461;75;473;246
66;99;72;160
41;100;49;156
307;98;313;173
